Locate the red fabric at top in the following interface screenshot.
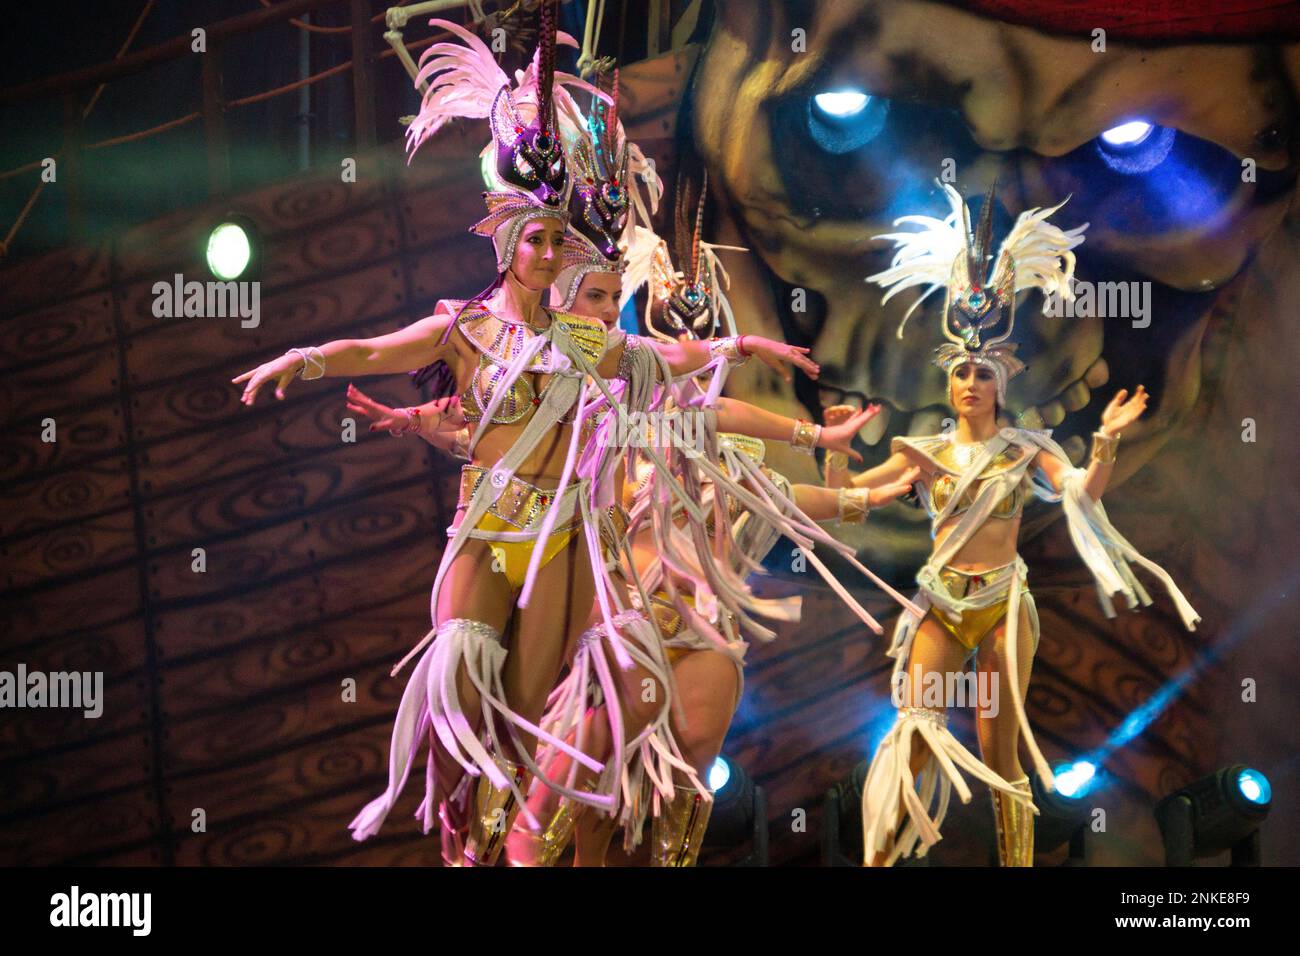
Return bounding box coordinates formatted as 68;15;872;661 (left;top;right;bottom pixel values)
947;0;1300;42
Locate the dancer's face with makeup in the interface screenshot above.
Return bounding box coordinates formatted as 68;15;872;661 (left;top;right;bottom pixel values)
572;272;623;328
509;219;566;290
950;362;999;424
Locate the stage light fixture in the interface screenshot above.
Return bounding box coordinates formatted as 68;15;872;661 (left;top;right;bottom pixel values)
1022;761;1096;865
821;759;871;866
204;215;260;281
1053;759;1097;799
1155;764;1272;866
708;755;732;792
701;755;768;866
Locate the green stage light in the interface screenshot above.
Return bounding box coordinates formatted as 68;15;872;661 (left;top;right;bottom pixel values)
206;221;253;280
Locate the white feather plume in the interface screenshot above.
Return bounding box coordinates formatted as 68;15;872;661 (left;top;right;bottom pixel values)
405;18;606;164
991;199;1089;309
865;183;968;337
867;181;1088;336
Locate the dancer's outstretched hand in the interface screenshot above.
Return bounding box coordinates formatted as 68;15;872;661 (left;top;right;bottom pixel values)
232;353;302;405
822;403;860;428
345;384;408;433
1100;385;1148;436
742;336;819;382
868;467;922;508
346;384;466;438
818;404;882;463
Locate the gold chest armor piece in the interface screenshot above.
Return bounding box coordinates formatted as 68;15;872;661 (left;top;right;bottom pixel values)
928;439;1028;520
455;305;607;425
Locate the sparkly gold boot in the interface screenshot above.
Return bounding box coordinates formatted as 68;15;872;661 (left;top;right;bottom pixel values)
651;785;713;868
463;755;532;867
991;776;1035;867
507;793;585;867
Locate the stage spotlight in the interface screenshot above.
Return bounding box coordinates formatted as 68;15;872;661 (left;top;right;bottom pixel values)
806;88;888;154
821;759;870;866
1054;759;1097;799
702;756;768;866
1024;761;1096;866
1155;764;1272;866
204;215;260;281
708;755;732;792
1237;767;1271;805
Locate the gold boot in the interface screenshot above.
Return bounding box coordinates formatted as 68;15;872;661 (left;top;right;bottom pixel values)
651;785;713;868
991;776;1035;867
463;756;532;867
508;793;586;867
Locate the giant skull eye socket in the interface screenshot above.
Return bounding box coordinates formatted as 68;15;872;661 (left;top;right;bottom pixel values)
1095;122;1177;174
1049;124;1293;234
806;90;888;154
768;92;982;220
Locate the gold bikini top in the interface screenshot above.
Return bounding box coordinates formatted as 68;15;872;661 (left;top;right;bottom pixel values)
895;434;1032;521
450;302;608;426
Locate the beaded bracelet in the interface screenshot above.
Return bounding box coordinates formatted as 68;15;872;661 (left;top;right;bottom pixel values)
389;407;422;437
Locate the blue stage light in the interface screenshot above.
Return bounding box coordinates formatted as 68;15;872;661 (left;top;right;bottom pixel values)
709;756;733;793
1236;768;1271;806
1053;760;1097;799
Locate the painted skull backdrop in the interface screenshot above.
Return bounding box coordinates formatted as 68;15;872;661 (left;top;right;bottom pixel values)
661;0;1300;862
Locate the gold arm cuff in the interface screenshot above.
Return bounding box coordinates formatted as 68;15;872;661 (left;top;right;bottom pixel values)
791;419;820;455
451;427;471;461
1091;430;1119;465
838;487;870;524
825;451;850;473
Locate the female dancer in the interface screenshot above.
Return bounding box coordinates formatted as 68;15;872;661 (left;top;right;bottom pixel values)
833;182;1199;866
501;202;923;866
232;11;817;866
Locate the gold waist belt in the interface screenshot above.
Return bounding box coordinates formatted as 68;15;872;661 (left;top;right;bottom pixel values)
937;561;1024;600
643;590;737;641
457;465;581;533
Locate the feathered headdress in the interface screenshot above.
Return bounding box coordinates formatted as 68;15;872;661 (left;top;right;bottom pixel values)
551;71;664;310
866;179;1088;403
404;4;607;272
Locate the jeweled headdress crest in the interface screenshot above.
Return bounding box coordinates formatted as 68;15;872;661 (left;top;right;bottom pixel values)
866;179;1088;403
404;4;606;271
551;72;663;310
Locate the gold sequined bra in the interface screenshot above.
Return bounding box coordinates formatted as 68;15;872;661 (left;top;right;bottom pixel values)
903;435;1031;521
451;303;608;426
